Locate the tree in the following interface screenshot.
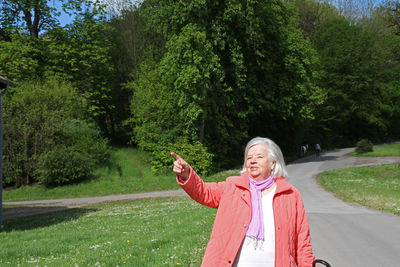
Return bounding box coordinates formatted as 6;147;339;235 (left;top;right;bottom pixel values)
0;0;85;37
130;0;325;169
0;33;42;82
3;79;88;186
312;18;395;145
290;0;340;39
43;12;117;137
319;0;381;24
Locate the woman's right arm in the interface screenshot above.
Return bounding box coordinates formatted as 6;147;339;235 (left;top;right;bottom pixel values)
171;152;224;208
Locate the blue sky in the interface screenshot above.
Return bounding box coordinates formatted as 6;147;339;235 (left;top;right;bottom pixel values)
55;0;388;26
49;1;74;26
59;13;74;27
54;0;142;26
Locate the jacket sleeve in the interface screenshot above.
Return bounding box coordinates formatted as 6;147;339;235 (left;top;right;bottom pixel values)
177;167;225;209
295;193;315;267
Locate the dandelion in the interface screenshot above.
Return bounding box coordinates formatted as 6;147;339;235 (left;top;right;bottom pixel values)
176;262;182;266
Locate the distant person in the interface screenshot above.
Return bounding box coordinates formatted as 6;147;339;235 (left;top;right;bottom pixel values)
301;141;309;156
315;143;321;157
384;133;391;144
171;137;315;266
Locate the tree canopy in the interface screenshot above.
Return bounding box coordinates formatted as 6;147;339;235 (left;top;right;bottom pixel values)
1;0;399;185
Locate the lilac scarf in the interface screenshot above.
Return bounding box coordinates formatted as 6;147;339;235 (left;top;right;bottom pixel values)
246;175;276;240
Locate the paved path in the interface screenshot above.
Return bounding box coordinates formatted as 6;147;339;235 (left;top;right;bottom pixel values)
3;190;187;220
286;148;400;267
4;148;400;266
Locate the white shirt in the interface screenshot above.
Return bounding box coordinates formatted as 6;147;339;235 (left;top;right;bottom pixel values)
234;185;276;267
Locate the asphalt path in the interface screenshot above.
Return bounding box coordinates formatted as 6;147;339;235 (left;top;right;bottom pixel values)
4;147;400;266
287;148;400;267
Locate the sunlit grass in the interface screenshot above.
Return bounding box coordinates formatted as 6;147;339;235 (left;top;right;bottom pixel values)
4;147;242;202
318;165;400;215
0;197;216;266
349;142;400;157
3;148;179;201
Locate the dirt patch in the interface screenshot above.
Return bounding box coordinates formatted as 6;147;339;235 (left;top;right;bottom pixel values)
352;157;400;167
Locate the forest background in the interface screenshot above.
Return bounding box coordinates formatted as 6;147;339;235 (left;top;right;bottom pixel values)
1;0;399;189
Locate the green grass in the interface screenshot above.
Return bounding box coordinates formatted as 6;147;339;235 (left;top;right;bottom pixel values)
3;148;179;202
3;147;239;202
317;165;400;215
0;197;216;266
348;142;400;157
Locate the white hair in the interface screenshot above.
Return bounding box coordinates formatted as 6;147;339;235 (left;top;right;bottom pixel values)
241;137;288;178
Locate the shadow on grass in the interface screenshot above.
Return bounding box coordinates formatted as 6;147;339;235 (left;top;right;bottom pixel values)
1;206;98;232
290;154;339;164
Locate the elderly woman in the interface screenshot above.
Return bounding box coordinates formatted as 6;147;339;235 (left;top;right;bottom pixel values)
171;137;315;267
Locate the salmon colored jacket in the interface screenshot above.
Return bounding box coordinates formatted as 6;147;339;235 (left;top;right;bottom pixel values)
177;168;314;267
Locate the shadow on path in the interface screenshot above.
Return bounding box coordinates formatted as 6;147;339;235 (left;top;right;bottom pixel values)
1;206;98;232
290;153;339;164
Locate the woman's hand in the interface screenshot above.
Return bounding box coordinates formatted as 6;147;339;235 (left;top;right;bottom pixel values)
171;152;190;181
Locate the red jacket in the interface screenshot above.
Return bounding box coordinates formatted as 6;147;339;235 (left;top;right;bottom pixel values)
178;168;314;267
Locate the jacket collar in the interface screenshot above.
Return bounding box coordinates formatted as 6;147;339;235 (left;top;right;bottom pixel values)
233;172;292;194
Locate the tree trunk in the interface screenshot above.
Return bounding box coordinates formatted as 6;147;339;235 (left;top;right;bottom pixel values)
199;119;205;144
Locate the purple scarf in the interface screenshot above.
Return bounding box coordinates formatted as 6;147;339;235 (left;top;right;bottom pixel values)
246;175;276;240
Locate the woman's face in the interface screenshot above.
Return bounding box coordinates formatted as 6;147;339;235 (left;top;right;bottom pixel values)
246;144;276;182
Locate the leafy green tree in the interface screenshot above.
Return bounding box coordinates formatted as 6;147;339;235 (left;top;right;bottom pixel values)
35;119;110;186
130;0;325;169
0;33;42;82
43;12;117;136
369;1;400;137
3;78;95;186
107;5;166;143
0;0;85;37
312;18;395;145
290;0;340;39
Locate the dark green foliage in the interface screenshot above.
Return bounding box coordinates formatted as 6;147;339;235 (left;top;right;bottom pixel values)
43;12;118;137
35;146;95;186
3;78;110;187
1;0;400;189
355;139;373;154
150;141;213;176
0;0;87;37
0;33;43;82
129;0;324;170
53;119;111;166
310;17;398;147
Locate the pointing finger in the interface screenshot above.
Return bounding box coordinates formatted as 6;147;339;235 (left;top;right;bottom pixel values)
170;152;180;160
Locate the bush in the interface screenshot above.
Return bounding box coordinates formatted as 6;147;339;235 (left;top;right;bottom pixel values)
34;119;110;187
355;139;373;154
35;146;95;186
151;141;214;176
55;119;110;165
3;78;87;186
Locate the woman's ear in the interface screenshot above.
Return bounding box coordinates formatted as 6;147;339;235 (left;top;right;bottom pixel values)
271;160;277;171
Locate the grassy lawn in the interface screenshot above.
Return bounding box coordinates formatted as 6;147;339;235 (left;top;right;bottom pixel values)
317;142;400;216
3;147;240;202
318;165;400;215
348;142;400;157
3;148;179;201
0;197;216;266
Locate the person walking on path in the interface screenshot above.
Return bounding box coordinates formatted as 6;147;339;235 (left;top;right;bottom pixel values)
315;143;321;157
171;137;314;267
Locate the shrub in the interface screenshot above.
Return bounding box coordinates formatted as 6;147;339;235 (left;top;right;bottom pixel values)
34;119;110;187
355;139;373;154
35;146;95;186
151;141;214;176
54;119;110;165
3;78;87;186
